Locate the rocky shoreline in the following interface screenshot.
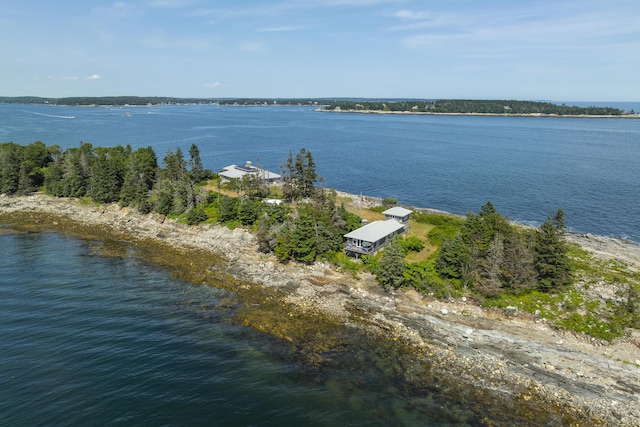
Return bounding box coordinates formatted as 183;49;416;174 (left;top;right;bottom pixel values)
2;193;639;426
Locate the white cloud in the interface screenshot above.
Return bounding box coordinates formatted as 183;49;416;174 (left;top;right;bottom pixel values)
394;10;427;20
86;74;101;81
204;82;221;88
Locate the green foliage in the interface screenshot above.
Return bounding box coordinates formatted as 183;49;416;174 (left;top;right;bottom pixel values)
321;251;362;277
217;195;239;223
90;146;127;203
120;146;158;210
238;198;261;226
381;197;398;207
399;236;425;253
290;208;318;264
184;206;208;225
281;148;317;202
434;202;571;298
403;261;454;298
188;143;206;183
412;212;463;246
10;141;52;194
375;237;407;289
534;215;572;292
555;313;624;342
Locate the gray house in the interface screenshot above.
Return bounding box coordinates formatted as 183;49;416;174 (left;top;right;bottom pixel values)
219;161;282;184
343;207;413;256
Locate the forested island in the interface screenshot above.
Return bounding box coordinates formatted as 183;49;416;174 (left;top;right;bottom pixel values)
1;96;635;116
322;99;632;116
1;140;638;343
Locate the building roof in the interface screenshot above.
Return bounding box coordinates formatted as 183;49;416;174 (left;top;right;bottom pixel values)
219;164;281;181
382;206;413;217
344;219;405;243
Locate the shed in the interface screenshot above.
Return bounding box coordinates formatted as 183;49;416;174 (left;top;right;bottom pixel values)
382;206;412;225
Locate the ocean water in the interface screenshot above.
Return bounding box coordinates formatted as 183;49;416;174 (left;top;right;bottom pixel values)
1;103;638;242
0;231;488;426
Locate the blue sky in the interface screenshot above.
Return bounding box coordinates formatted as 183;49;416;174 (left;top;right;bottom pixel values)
1;0;638;101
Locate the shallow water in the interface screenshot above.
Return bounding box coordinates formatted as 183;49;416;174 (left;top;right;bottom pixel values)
1;231;495;426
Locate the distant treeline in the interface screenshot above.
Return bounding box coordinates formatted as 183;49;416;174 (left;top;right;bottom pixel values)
0;97;630;115
323;99;628;116
0;96;324;106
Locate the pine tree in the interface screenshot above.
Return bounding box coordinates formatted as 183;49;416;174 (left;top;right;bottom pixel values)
290;208;317;263
90;146;126;203
553;208;566;235
188;144;205;183
281;148;317;202
478;233;504;297
376;237;407;289
502;231;538;293
0;143;21;195
534;217;572;292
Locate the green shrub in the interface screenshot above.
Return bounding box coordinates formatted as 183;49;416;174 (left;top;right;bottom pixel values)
400;236;425;253
382;197;398;207
184;206;208;225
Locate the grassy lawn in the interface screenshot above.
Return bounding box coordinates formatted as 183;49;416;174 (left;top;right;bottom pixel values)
406;220;437;262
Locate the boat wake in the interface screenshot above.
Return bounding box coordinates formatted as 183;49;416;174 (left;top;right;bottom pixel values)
28;111;75;119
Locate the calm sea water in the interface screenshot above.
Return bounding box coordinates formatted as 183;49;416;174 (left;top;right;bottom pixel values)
1;103;639;242
0;231;483;426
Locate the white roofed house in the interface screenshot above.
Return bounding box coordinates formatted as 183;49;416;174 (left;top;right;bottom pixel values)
219;161;282;184
344;206;413;256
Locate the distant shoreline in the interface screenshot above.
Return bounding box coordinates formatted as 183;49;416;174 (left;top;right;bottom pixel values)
318;108;640;119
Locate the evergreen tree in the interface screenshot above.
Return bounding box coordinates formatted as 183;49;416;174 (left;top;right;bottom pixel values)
161;148;193;214
188;144;205;183
217;195;238;222
59;143;93;198
376;237;407;289
436;233;471;280
120;146;158;209
90;146;126;203
478;233;505;297
553;208;566;235
501;231;538;293
0;143;21;195
238;198;260;226
281;148;317;201
534;217;572;292
15;141;52;194
290;207;318;263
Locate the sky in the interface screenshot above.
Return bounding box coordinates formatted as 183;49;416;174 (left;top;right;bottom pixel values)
1;0;639;101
